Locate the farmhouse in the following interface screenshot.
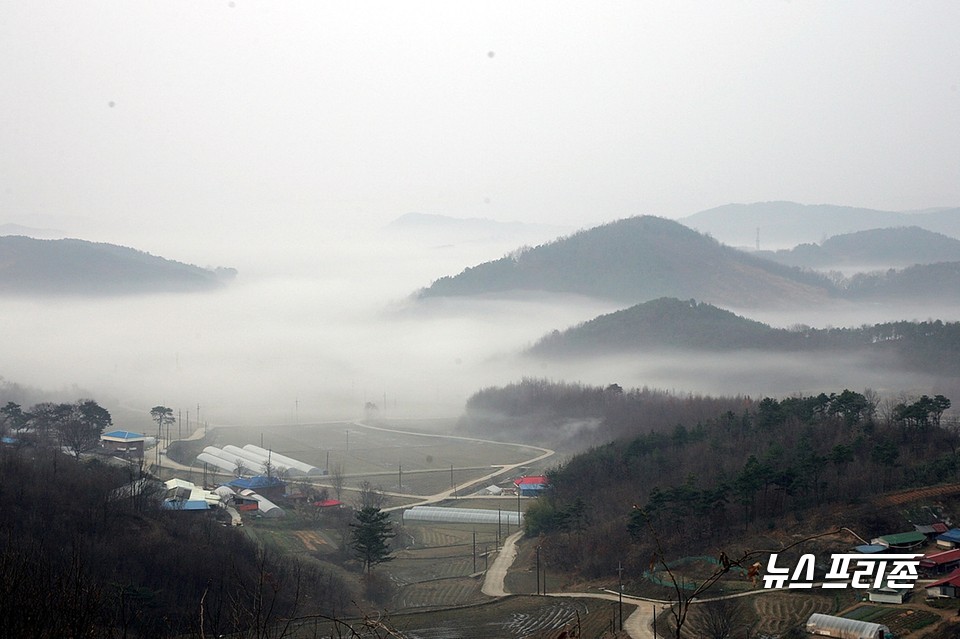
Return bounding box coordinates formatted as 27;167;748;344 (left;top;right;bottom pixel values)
101;430;147;458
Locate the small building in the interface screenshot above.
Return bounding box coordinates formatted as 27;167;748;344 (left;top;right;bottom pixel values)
806;613;891;639
238;489;284;518
101;430;147;458
915;522;948;538
227;475;287;501
936;528;960;549
162;478;221;511
868;586;910;604
854;544;888;554
514;475;548;497
871;531;926;551
920;548;960;575
926;568;960;598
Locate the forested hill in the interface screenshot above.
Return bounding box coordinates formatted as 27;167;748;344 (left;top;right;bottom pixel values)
484;380;959;583
528;297;960;374
416;216;834;307
757;226;960;270
0;236;235;295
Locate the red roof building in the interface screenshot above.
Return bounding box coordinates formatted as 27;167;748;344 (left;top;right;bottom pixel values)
514;475;548;496
920;548;960;574
926;568;960;598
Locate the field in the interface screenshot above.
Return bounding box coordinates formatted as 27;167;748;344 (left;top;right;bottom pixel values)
287;596;629;639
844;604;942;635
203;419;546;500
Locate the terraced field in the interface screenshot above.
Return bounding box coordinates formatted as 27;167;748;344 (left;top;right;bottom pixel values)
748;591;837;635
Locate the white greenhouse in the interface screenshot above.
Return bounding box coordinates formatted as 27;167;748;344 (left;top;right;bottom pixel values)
239;489;285;518
403;506;522;526
221;445;295;475
806;613;892;639
197;451;250;476
243;444;324;476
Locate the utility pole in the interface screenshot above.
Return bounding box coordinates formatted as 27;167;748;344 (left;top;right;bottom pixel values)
536;544;541;595
617;562;624;631
473;529;477;573
398;462;402;491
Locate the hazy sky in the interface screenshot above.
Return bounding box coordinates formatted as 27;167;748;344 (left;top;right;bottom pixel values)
2;1;959;244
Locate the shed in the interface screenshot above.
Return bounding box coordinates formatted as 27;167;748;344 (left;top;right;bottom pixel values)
920;548;960;574
514;475;548;497
854;544;887;554
936;528;960;549
915;522;948;537
868;586;910;604
227;475;287;500
872;531;926;550
926;568;960;598
805;613;891;639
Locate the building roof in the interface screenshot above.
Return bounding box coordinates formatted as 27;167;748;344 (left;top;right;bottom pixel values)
515;475;547;485
854;544;887;554
313;499;343;508
876;531;926;546
921;548;960;567
937;528;960;543
916;522;949;535
102;430;146;441
927;568;960;589
227;475;287;490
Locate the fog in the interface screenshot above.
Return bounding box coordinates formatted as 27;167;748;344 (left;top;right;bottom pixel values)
0;227;622;427
4;3;960;429
6;216;960;432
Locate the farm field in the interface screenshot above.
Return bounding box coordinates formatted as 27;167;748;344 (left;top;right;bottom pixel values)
204;419;546;499
286;595;629;639
843;604;942;635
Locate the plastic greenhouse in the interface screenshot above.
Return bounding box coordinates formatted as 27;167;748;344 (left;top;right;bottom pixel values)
806;613;892;639
403;506;522;526
243;444;324;476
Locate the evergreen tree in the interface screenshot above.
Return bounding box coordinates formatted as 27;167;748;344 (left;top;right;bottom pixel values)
350;507;395;574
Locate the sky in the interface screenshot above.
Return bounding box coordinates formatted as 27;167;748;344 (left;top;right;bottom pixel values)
2;1;959;246
2;2;960;426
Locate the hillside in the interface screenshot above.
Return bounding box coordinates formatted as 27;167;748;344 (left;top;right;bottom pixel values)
680;201;960;249
757;226;960;270
416;216;834;307
458;379;960;589
527;297;960;374
0;236;235;295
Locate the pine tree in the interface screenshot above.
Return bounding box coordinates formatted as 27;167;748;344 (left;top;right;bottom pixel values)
350;507;395;574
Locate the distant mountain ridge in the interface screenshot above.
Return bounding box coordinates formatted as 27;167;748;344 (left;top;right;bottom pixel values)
757;226;960;270
384;212;569;247
528;297;960;375
680;201;960;249
0;236;235;295
417;216;834;308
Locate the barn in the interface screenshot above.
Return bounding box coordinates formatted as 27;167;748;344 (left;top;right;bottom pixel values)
514;475;548;497
805;613;891;639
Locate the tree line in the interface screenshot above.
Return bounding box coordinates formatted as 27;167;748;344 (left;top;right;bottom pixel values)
470;380;959;583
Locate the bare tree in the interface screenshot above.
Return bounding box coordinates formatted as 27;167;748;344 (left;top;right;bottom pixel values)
688;597;751;639
331;463;345;501
356;480;385;510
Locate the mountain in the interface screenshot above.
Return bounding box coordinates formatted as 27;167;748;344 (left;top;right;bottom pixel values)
416;216;835;307
757;226;960;270
529;298;780;356
0;236;235;295
0;223;67;239
680;201;960;249
527;297;960;375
